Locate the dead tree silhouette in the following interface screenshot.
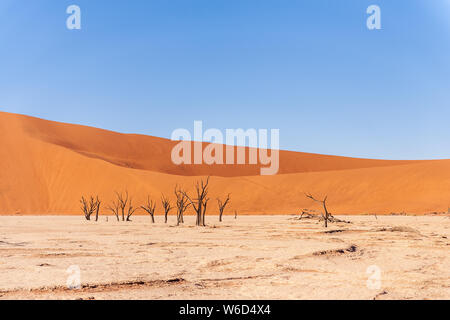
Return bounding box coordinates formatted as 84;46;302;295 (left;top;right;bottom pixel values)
182;177;210;226
106;197;120;221
304;193;333;228
116;191;129;221
111;191;138;221
217;193;231;222
141;196;157;223
80;196;101;221
161;194;173;224
126;197;139;221
175;186;190;226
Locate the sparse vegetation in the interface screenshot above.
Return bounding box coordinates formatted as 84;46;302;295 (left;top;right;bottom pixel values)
80;195;101;221
106;197;120;221
126;198;139;221
141;196;157;223
106;191;139;222
161;194;173;224
302;194;351;226
116;191;129;221
182;177;210;226
217;193;231;222
81;179;241;227
174;186;190;226
304;193;332;228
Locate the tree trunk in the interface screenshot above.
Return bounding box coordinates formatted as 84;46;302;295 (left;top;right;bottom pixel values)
196;203;202;226
323;202;328;228
95;203;100;222
202;202;207;226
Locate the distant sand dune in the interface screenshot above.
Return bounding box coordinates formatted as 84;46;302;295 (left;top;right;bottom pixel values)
0;111;449;215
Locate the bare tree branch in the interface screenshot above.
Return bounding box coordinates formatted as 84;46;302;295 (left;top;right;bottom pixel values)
181;176;210;226
304;192;332;228
174;186;190;226
161;194;173;224
106;198;120;222
107;191;137;222
126;197;139;221
217;193;231;222
80;195;101;221
141;196;157;223
116;191;129;222
94;196;101;222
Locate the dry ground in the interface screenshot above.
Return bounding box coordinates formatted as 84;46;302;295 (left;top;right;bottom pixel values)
0;215;448;300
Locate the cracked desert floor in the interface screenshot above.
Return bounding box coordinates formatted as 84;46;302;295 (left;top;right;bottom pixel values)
0;215;448;300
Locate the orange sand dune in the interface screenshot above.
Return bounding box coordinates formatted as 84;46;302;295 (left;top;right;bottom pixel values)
0;111;448;215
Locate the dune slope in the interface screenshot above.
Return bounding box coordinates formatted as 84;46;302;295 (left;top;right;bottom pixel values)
0;111;448;215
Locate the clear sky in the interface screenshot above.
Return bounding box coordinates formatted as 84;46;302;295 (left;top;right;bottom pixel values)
1;0;449;160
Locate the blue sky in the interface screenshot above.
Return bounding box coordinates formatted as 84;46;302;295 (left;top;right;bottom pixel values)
1;0;449;160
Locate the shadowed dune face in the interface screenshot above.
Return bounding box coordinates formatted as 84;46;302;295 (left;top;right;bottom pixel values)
0;111;448;215
17;112;417;176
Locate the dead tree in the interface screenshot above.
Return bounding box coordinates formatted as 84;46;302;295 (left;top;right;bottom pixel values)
94;197;101;222
109;191;138;222
182;177;210;226
175;186;190;226
304;193;333;228
80;196;92;221
80;196;101;221
126;198;139;221
235;210;238;219
217;194;231;222
141;196;157;223
202;198;210;226
106;198;120;221
116;191;129;221
161;194;173;224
